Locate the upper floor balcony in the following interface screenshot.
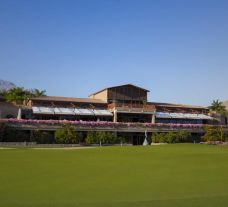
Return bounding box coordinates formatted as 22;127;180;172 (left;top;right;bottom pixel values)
108;102;156;114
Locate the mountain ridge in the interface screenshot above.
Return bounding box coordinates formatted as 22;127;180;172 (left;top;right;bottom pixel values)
0;80;16;91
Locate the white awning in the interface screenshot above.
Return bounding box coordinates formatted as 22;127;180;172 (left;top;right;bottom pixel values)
93;109;113;116
32;106;40;113
32;107;113;117
156;112;172;118
32;106;54;114
156;112;213;120
74;108;94;116
54;107;75;115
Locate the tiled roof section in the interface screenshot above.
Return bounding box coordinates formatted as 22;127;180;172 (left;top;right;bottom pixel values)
31;96;107;104
148;102;208;109
89;84;150;96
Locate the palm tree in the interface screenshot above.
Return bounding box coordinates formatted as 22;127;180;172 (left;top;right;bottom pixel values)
3;87;47;119
209;100;227;115
3;87;32;119
32;89;46;97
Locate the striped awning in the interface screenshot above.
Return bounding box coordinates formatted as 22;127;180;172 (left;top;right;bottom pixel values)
32;107;112;116
156;112;213;120
32;106;54;114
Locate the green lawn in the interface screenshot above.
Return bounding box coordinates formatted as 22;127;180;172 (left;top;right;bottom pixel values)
0;144;228;207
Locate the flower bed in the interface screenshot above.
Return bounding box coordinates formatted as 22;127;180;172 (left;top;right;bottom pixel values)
0;118;205;129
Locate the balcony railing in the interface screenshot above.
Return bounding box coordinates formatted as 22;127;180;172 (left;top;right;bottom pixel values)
108;103;155;113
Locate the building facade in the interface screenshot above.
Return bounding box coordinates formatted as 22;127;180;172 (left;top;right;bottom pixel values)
1;84;225;144
21;84;214;125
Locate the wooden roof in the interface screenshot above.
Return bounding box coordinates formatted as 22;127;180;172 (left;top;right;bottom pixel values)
31;96;107;104
89;84;150;96
148;102;208;109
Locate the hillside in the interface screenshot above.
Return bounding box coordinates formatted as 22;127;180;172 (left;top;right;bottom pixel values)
0;80;16;91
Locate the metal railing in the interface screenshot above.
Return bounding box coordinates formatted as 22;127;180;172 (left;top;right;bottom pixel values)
108;103;155;112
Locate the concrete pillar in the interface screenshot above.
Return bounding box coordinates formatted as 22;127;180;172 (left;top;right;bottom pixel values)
17;107;22;120
151;113;156;124
113;109;117;123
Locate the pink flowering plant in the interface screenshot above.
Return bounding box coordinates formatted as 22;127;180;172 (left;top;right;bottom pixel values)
0;118;206;129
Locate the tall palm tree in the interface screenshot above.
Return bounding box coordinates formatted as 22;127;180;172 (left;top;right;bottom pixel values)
32;89;46;97
3;87;47;119
3;87;32;119
209;100;227;115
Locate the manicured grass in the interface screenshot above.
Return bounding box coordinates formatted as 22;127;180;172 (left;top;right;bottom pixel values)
0;144;228;207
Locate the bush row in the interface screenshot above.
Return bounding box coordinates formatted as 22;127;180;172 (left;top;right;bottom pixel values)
151;131;192;143
202;125;228;142
54;124;125;145
85;131;125;145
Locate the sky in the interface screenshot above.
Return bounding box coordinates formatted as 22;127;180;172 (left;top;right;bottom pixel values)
0;0;228;106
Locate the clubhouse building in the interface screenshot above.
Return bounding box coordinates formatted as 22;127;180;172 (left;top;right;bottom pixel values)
1;84;217;124
1;84;225;144
23;84;214;124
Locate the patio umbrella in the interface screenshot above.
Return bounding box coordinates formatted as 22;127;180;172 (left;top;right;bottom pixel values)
17;107;22;120
143;130;148;146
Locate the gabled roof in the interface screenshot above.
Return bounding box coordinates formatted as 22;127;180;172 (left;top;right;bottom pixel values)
148;102;208;109
89;84;150;96
31;96;107;104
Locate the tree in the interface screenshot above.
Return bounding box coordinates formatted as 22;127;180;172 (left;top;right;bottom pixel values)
96;131;107;145
3;87;31;105
152;133;164;143
216;126;225;142
3;87;47;119
55;124;77;144
3;87;32;119
202;125;225;142
85;131;117;145
176;131;191;142
32;89;46;97
85;131;97;144
209;100;227;115
152;131;192;143
118;136;126;146
104;132;116;144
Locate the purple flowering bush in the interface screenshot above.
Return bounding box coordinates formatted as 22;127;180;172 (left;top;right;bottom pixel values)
0;118;205;129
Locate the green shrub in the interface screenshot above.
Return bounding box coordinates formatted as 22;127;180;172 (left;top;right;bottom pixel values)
152;133;163;143
202;125;225;142
54;124;77;144
152;131;192;143
85;131;117;145
118;136;126;145
85;131;97;144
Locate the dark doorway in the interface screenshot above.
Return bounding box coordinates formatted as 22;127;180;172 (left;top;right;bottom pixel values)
133;135;145;145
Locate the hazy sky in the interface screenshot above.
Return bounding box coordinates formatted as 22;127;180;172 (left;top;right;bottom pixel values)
0;0;228;106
